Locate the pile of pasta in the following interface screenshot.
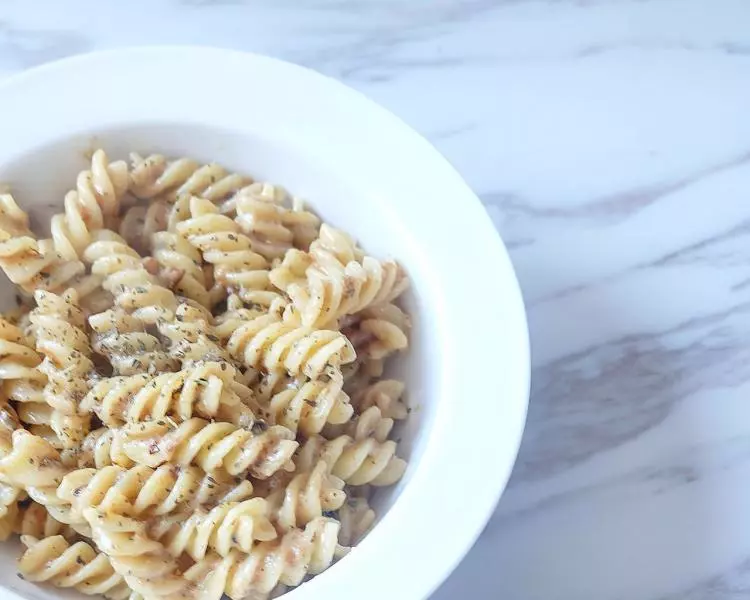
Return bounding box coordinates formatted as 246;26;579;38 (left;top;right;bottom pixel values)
0;150;410;600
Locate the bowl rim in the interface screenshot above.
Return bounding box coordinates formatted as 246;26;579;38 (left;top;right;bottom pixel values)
0;46;530;600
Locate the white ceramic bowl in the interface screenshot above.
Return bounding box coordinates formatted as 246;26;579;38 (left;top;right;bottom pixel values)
0;47;529;600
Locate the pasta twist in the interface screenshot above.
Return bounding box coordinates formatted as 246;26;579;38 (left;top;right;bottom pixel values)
264;370;354;436
177;196;279;306
18;535;132;600
324;405;394;443
352;378;408;420
103;265;179;324
89;308;177;376
0;482;21;540
268;248;312;292
84;509;194;600
129;153;252;206
261;461;346;532
113;417;297;479
226;310;356;380
58;464;255;521
77;427;134;469
150;230;219;308
342;302;409;361
148;498;276;560
287;256;408;329
15;502;77;541
0;431;73;525
81;362;254;428
49;149;129;261
186;517;344;600
0;233;85;295
29;289;93;446
296;433;406;487
309;222;364;266
234;183;320;260
337;496;376;546
118;198;168;255
157;303;233;367
0;317;47;407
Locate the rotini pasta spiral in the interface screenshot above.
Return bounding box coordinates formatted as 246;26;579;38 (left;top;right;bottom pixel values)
29;289;93;446
84;508;193;600
157;303;233;367
148;497;276;560
0;430;74;526
177;196;280;306
150;230;219;308
226;310;356;380
186;517;344;600
0;317;47;407
352;378;408;420
324;405;394;443
18;534;132;600
0;482;21;540
129;153;252;205
296;433;406;487
264;369;354;436
287;256;408;329
337;496;376;546
118;198;168;255
113;417;297;479
261;460;346;532
89;308;177;376
0;233;85;294
234;183;320;260
59;464;254;521
81;362;254;428
77;427;134;469
103;265;179;324
342;302;409;360
49;150;129;261
268;248;312;292
15;502;77;541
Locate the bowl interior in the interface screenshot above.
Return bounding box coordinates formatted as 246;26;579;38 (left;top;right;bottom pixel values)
0;124;435;600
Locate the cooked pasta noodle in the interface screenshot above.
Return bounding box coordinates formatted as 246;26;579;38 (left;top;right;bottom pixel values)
113;417;297;478
234;183;320;259
225;309;356;380
18;534;132;599
177;196;279;307
148;497;276;560
296;433;407;487
0;148;411;599
260;460;346;532
59;464;254;522
186;517;344;600
49;150;129;261
81;362;254;428
84;508;193;599
337;496;376;546
29;289;93;447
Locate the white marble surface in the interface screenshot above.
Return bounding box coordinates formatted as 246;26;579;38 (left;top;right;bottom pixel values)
2;0;750;598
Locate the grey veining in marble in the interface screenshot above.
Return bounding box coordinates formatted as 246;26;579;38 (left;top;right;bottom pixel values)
2;0;750;598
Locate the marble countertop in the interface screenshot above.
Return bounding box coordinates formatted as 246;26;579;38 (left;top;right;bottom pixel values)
3;0;750;598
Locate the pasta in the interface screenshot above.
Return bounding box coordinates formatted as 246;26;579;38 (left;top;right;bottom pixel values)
147;497;276;560
29;289;93;447
185;517;345;600
18;534;132;599
57;464;254;522
0;149;411;599
80;362;254;427
111;417;297;479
